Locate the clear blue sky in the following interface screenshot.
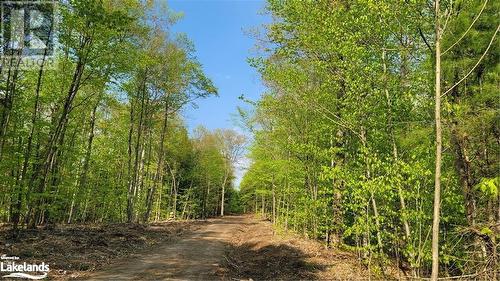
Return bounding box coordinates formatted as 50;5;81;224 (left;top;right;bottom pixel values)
168;0;270;133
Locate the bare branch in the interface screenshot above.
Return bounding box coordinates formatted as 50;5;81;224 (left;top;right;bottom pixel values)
441;24;499;97
419;27;433;52
442;0;489;55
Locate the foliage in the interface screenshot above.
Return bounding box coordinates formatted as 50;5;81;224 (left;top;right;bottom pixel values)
0;0;239;227
240;0;499;278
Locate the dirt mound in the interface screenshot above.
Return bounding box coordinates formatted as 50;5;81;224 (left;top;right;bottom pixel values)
0;221;203;279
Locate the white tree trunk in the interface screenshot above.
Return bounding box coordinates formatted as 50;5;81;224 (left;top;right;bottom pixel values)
431;1;442;279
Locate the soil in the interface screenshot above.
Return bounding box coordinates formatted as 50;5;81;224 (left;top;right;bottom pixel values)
0;220;205;280
0;216;402;280
221;216;402;281
80;216;242;281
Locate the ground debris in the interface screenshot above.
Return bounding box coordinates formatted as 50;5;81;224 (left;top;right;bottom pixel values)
0;221;202;280
221;216;402;281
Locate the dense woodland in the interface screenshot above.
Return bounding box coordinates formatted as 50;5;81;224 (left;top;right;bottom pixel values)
0;1;245;228
239;0;499;279
0;0;498;280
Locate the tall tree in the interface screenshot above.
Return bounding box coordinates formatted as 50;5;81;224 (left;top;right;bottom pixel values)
215;129;246;216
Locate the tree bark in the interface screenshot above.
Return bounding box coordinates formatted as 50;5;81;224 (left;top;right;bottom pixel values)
144;100;169;222
431;1;442;279
29;46;87;228
0;51;22;161
127;71;147;223
272;177;276;224
361;128;384;261
68;101;98;224
220;172;227;216
12;46;47;230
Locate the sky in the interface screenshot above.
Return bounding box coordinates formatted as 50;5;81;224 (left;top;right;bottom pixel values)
167;0;271;186
168;0;270;133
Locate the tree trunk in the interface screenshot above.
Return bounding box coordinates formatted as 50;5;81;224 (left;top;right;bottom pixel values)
261;195;265;217
0;51;22;161
202;178;211;219
12;47;47;230
181;182;193;220
220;172;227;217
127;93;135;222
431;1;442;278
68;101;98;224
382;49;411;240
127;71;147;223
29;49;87;228
144;100;169;222
272;178;276;224
171;174;178;219
361;128;384;261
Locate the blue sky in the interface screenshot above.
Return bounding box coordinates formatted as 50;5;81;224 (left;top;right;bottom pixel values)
167;0;270;187
168;0;270;133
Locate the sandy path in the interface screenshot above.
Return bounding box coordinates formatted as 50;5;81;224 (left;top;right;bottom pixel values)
80;216;248;281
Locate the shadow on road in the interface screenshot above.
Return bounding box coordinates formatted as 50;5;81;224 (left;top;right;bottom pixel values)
223;241;325;280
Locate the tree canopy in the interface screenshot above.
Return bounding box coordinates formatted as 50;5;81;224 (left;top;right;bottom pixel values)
240;0;499;279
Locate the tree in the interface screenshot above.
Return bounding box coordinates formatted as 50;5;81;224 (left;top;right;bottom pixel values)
431;1;442;279
240;0;498;278
0;0;221;228
215;129;246;216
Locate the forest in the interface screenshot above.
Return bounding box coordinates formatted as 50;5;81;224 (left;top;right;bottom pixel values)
239;0;499;279
0;0;498;280
0;1;246;228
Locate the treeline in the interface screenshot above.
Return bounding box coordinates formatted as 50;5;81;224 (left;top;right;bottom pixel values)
0;0;243;228
240;0;498;279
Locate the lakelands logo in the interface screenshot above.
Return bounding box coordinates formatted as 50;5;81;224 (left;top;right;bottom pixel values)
0;255;49;280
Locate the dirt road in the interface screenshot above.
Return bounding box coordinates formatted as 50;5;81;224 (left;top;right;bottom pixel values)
78;215;394;281
80;216;247;281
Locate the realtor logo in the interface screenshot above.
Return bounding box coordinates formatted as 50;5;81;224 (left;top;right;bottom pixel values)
1;1;57;69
